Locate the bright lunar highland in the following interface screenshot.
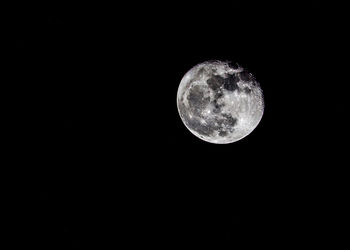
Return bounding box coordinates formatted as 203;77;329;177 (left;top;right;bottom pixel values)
177;60;264;144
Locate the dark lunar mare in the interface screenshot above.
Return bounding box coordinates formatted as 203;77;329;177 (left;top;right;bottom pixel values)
206;75;224;91
223;74;239;92
212;100;222;114
186;85;210;116
180;86;216;137
207;74;240;92
213;91;224;114
215;114;237;137
218;130;227;137
178;98;238;138
221;114;238;127
239;71;253;82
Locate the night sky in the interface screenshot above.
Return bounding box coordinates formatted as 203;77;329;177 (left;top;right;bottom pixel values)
13;1;347;249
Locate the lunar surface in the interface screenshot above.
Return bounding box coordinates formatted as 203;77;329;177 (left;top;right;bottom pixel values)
177;60;264;144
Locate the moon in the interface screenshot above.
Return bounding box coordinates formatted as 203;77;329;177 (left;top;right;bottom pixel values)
177;60;264;144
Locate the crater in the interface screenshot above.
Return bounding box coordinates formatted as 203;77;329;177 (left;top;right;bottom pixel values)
243;87;252;94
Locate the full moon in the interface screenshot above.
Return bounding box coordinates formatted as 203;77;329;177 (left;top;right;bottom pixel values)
177;60;264;144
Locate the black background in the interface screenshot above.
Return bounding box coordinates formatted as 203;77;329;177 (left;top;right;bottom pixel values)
13;1;347;249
